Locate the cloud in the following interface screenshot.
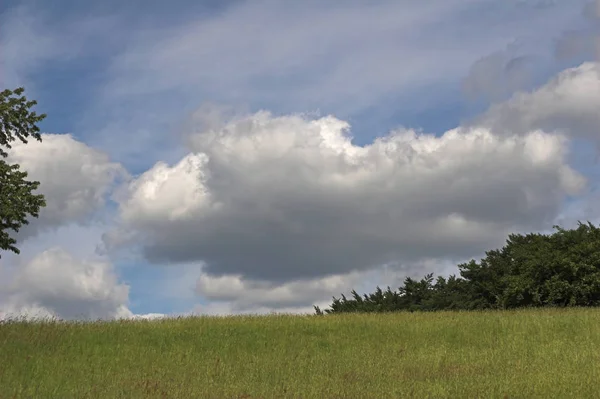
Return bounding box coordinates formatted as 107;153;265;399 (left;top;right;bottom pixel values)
194;270;365;310
103;0;484;107
15;0;576;175
99;0;580;118
103;105;584;284
0;4;120;90
0;248;133;321
554;0;600;61
553;186;600;228
82;0;507;171
2;0;598;321
192;256;463;312
6;134;127;240
475;62;600;141
555;30;598;60
584;0;600;19
0;5;65;89
461;40;542;102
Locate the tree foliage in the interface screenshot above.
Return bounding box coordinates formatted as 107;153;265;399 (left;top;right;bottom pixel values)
314;222;600;314
0;87;46;257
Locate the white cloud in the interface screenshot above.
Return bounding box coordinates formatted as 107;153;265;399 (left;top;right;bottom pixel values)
194;270;365;310
2;1;598;321
6;133;126;240
83;0;518;170
0;248;132;321
191;257;463;313
104;107;584;284
101;0;581;115
475;62;600;141
0;247;166;322
27;0;580;175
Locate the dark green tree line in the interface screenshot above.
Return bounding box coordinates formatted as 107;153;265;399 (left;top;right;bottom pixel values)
314;222;600;314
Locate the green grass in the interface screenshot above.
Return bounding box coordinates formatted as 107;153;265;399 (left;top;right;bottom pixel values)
2;307;600;398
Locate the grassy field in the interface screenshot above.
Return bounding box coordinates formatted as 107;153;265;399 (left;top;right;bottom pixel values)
1;307;600;398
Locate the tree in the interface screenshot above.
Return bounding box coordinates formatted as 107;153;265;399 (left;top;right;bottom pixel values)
0;87;46;257
315;222;600;314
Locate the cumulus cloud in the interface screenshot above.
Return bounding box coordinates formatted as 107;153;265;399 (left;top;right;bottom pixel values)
49;0;583;174
6;133;126;240
0;248;133;321
4;1;598;321
462;1;599;105
194;270;365;310
192;257;462;312
475;62;600;141
104;107;584;284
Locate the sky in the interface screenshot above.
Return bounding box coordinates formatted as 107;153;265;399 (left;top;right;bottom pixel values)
1;0;599;320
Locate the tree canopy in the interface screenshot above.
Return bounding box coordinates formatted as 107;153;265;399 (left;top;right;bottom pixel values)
314;222;600;314
0;87;47;257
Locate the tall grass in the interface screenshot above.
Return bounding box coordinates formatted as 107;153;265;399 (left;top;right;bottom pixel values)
2;307;600;398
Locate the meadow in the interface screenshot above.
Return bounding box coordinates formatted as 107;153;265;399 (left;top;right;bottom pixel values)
2;307;600;398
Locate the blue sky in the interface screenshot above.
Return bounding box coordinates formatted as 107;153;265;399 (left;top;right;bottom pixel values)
1;0;599;320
